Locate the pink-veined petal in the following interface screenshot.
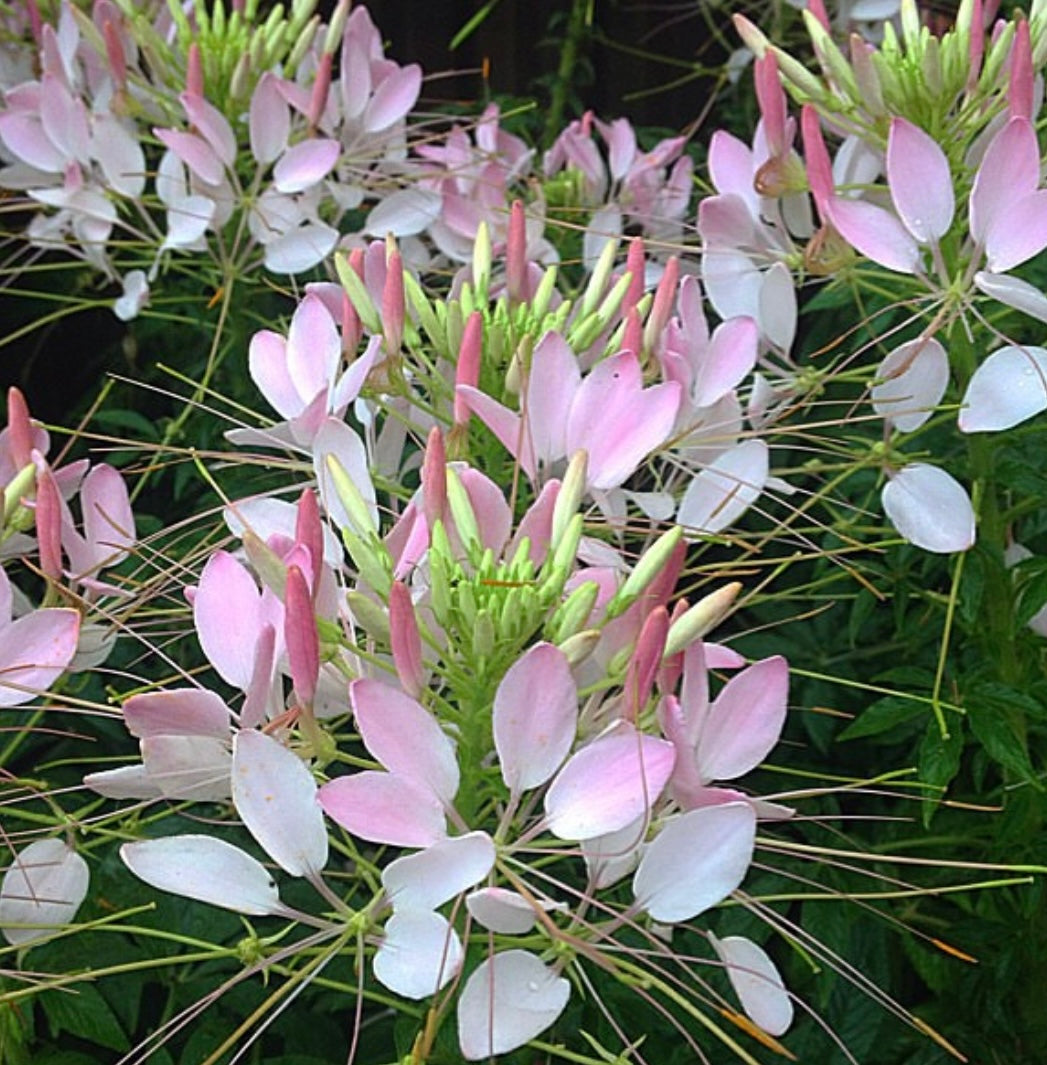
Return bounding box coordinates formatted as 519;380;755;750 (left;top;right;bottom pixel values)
711;934;794;1037
458;950;571;1060
350;680;459;803
364;186;441;238
374;910;462;999
0;839;89;947
633;802;757;922
693;316;758;408
120;836;286;916
382;831;495;911
318;770;447;847
364;64;422;132
231;730;328;877
958;344;1047;433
881;463;975;553
455;387;535;480
544;726;675;840
886;117;954;242
494;643;577;794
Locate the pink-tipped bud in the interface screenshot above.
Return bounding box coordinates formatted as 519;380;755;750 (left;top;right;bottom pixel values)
102;17;127;91
389;580;424;699
382;244;405;356
754;53;786;158
454;311;483;426
6;388;33;469
421;426;448;531
506;200;527;303
26;0;42;45
646;538;686;613
658;598;690;694
620;306;643;359
307;50;334;130
800;104;834;217
35;468;63;582
642;256;679;358
285;564;319;709
807;0;831;32
967;0;985;91
187;43;204;98
623;605;669;721
294;488;324;591
622;237;645;318
1009;17;1033;121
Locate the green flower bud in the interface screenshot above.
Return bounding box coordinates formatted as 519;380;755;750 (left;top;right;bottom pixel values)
663;582;742;658
335;253;382;334
558;629;601;666
545;579;600;644
346;590;391;642
604;526;682;621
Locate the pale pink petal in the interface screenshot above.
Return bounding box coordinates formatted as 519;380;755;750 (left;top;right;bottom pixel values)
263;222;339;273
0;112;66;171
677;440;769;535
454;387;534;480
757;263;797;351
0;608;79;707
249;73;290;164
374;910;462;999
273;138;339;194
698;194;757;249
1;839;89;947
711;934;794;1037
83;764;163;800
39;74;89;163
886;118;954;242
382;831;495;911
364;187;441;238
693;316;758;408
984;189;1047;272
494;643;577;794
287;294;340;409
231;730;328;877
124;688;230;738
350;680;459;803
698;656;788;781
633;803;757;921
163;194;214;249
193;551;263;689
91;112;146;197
154;129;224;185
580;815;645;889
881;463;975;553
318;770;447;847
140;735;232;800
970;117;1039;244
871;337;950;432
458;950;571;1060
181;93;236;167
826;196;920;273
958;344;1047;433
120;836;285;916
79;463;135;567
364;64;422;132
525;332;581;467
466;887;563;934
545;726;676;840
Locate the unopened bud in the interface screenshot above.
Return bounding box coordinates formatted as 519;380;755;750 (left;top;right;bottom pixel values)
558;628;600;665
604;526;683;620
663;582;741;657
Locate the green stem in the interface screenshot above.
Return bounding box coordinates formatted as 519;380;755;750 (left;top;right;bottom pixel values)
543;0;591;149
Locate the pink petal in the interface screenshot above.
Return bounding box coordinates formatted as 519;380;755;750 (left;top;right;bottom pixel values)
693;316;758;408
374;910;462;999
83;764;163;800
958;344;1047;433
494;643;578;794
154;129;224;185
181;93;236;167
124;688;230;739
544;725;676;840
318;770;447;847
263;222;339;273
193;551;264;689
871;337;950;432
79;463;135;566
458;951;571;1060
381;831;495;911
881;463;975;553
455;387;534;480
350;680;459;803
120;836;285;916
0;839;89;947
711;934;794;1037
273;138;339;194
886;118;954;242
0;608;79;707
232;730;328;877
633;803;756;921
826;196;920;273
91;112;146;197
249;73;290;164
364;64;421;132
984;189;1047;272
698;656;788;781
525;332;581;467
970;117;1040;244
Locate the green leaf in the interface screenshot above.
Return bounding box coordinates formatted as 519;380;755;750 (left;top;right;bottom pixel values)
837;696;925;741
919;718;963;826
42;983;127;1053
967;689;1037;783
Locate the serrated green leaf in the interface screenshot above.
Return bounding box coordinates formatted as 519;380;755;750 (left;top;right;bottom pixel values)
42;983;127;1053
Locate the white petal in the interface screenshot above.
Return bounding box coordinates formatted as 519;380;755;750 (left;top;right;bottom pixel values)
458;950;571;1060
466;887;563;934
120;836;284;916
711;934;794;1036
1;839;89;947
633;803;756;922
365;187;441;238
677;440;769;535
881;464;975;553
871;337;949;433
373;910;462;999
958;344;1047;433
231;730;328;877
382;832;494;911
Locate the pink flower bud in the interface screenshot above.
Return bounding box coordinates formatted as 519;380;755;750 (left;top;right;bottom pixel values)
6;388;33;470
623;606;669;721
454;312;483;427
389;581;424;698
294;488;324;591
421;427;448;532
35;468;63;582
285;564;319;709
506;200;527;303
